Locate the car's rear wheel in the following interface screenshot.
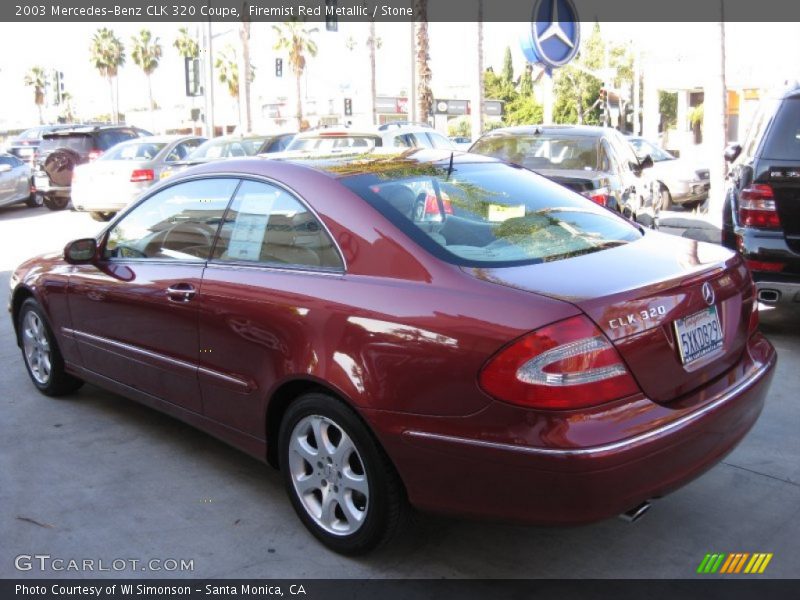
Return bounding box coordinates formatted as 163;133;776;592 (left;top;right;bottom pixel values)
279;393;409;555
26;192;43;208
658;184;672;211
43;195;69;211
90;211;115;222
18;299;83;396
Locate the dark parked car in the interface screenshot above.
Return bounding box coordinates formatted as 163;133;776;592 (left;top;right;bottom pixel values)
10;150;775;555
722;84;800;308
5;124;80;163
32;125;151;210
470;125;659;228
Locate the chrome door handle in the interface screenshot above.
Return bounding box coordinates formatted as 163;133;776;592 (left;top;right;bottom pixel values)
166;284;196;302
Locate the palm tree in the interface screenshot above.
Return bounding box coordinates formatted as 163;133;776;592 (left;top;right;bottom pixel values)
272;21;318;130
215;45;254;126
239;21;253;132
23;66;48;125
90;28;125;123
131;29;163;112
173;27;199;60
366;20;382;126
471;0;484;140
414;1;433;123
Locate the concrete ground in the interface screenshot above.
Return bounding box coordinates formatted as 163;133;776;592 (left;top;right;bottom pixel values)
1;205;798;579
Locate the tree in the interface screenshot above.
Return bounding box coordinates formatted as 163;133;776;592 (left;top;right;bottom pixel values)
131;29;163;112
471;0;484;141
501;46;514;83
552;23;604;125
272;21;318;130
414;1;433;122
90;27;125;124
173;27;199;60
23;66;48;125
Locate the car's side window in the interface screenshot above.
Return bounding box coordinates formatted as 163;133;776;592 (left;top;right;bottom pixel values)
213;180;343;271
104;178;239;261
426;132;453;149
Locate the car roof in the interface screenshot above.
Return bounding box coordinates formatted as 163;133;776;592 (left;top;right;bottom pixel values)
479;124;611;138
183;148;501;181
114;135;200;145
42;124;138;137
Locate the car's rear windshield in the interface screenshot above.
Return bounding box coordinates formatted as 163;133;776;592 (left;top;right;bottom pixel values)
341;160;641;268
288;135;381;152
190;138;266;159
471;134;600;171
103;141;167;161
762;98;800;160
39;134;93;153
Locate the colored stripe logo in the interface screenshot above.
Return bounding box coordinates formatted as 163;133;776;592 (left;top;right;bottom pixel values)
697;553;773;574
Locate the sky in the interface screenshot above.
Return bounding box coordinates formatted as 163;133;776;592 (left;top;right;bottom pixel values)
0;21;798;130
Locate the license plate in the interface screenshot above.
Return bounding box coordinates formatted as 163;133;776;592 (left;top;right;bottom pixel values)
674;306;724;365
34;176;49;189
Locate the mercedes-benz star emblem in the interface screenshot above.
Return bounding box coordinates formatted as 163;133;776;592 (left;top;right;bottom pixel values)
702;282;716;306
530;0;581;69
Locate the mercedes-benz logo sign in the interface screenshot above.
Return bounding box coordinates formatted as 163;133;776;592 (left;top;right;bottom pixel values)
702;282;716;306
529;0;581;69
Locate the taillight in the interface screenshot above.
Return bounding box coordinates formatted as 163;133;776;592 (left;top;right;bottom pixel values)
88;149;103;161
478;315;640;410
583;187;609;207
130;169;155;183
739;184;780;228
423;193;454;218
745;259;784;273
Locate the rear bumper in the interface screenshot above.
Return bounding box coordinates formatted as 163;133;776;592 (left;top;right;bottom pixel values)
755;280;800;305
72;184;145;212
365;333;776;525
669;179;710;204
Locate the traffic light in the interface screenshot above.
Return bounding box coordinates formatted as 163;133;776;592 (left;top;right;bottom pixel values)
185;57;202;97
275;58;283;78
344;98;352;117
325;0;338;31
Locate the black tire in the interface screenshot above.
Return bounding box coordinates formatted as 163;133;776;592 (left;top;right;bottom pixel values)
17;299;83;397
43;195;69;211
90;211;115;222
658;184;672;211
721;192;737;250
26;192;43;208
279;393;409;555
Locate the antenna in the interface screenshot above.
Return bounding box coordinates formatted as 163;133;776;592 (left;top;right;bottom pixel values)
447;151;454;179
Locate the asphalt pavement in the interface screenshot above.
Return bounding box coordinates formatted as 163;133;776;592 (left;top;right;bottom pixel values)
1;205;798;579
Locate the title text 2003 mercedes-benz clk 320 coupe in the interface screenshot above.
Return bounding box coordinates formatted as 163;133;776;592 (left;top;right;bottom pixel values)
9;150;776;554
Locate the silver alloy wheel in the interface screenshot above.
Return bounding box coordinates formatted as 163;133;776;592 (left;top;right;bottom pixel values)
288;414;369;536
22;311;52;385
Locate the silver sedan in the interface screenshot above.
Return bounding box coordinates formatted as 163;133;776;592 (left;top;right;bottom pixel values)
71;135;205;221
0;153;37;209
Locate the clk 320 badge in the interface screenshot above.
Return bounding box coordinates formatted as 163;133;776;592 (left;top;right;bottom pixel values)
609;306;667;329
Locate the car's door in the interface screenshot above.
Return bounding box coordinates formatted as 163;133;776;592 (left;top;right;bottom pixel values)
0;157;15;203
67;177;240;412
197;179;344;436
9;155;31;199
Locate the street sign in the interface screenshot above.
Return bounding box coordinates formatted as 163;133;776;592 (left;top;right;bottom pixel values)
520;0;580;70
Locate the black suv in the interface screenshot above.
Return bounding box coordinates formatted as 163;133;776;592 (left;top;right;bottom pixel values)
723;84;800;308
32;125;150;210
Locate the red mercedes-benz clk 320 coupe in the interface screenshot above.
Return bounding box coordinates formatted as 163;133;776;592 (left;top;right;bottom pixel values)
10;150;776;554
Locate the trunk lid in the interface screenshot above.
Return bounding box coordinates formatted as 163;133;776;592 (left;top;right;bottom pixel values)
535;168;607;194
464;232;755;403
764;164;800;254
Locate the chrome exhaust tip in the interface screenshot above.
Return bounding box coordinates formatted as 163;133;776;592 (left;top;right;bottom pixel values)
619;501;651;523
757;289;781;304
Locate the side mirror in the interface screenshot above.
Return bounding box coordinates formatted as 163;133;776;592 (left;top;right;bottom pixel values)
64;238;97;265
0;164;11;173
724;143;742;163
639;154;654;170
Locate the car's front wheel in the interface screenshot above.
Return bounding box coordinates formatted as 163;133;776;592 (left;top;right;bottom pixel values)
26;192;43;208
43;195;69;211
18;298;83;396
90;211;116;222
658;184;672;211
279;393;409;555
